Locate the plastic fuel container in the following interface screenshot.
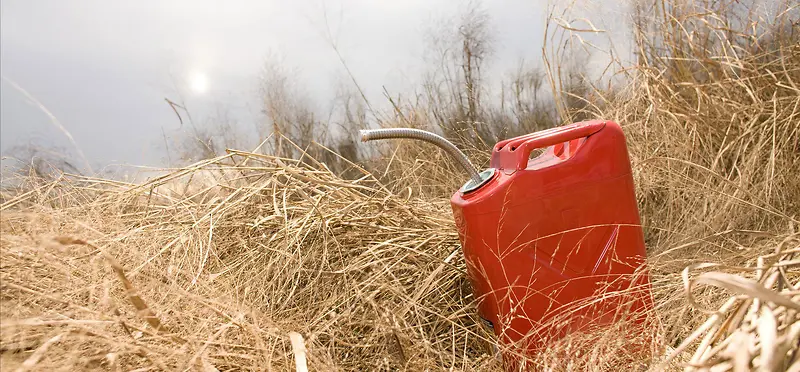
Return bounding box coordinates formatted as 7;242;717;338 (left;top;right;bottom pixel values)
450;120;654;368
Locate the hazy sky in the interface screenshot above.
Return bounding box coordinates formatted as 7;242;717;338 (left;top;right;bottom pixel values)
1;0;632;175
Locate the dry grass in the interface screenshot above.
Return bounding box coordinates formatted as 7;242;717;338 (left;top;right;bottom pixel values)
1;146;497;371
1;133;796;371
1;0;799;371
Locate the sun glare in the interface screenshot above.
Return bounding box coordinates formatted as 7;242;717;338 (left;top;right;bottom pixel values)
189;71;208;94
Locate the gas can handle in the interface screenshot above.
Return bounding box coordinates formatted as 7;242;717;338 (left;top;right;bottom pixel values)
516;121;606;169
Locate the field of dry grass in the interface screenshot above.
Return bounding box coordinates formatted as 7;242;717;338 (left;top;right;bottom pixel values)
1;1;799;371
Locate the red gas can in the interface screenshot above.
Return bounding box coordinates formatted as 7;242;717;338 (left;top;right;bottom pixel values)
450;120;654;368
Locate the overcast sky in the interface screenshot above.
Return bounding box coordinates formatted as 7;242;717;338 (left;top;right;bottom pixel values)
1;0;633;176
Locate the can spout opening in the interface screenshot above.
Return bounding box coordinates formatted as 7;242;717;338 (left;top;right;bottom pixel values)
359;128;482;184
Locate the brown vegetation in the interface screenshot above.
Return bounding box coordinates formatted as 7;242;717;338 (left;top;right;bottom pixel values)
1;0;798;370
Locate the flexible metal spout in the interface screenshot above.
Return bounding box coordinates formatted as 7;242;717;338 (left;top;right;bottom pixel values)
359;128;482;184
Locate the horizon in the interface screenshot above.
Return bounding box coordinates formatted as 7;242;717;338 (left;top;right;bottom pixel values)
1;0;633;179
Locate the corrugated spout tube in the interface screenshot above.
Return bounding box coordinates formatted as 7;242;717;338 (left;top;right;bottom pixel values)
359;128;482;184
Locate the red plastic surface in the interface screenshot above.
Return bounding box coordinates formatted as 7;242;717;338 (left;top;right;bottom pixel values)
450;120;654;369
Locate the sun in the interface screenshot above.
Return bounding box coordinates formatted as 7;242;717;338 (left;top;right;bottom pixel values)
189;71;209;94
